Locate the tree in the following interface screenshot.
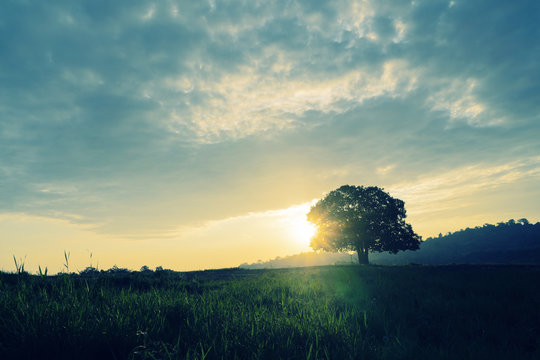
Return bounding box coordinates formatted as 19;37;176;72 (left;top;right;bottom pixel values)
307;185;421;264
140;265;152;273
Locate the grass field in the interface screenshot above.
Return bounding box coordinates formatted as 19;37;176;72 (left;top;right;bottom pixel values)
0;265;539;359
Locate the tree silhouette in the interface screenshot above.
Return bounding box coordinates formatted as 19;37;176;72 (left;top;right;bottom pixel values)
307;185;421;264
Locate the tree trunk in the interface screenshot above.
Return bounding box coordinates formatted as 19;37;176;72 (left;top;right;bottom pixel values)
357;247;369;265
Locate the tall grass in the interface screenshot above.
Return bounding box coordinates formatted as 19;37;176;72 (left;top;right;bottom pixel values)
0;265;538;359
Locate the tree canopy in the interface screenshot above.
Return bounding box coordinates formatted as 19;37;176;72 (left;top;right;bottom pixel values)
307;185;421;264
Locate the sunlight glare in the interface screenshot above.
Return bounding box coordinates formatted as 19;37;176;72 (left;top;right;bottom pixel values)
288;217;317;248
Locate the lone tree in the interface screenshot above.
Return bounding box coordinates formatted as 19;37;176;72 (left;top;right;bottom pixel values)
307;185;421;264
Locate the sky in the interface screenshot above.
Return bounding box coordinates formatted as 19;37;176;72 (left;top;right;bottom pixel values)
1;0;539;273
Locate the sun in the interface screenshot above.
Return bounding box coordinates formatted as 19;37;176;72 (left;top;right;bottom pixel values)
288;217;317;248
275;201;318;250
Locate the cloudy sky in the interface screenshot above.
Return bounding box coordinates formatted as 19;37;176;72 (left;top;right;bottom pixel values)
1;0;539;272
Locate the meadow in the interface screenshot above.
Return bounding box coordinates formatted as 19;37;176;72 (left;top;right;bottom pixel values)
0;265;539;359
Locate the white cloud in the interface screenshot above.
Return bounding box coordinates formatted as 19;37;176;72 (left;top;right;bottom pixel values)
393;19;407;43
142;4;156;20
376;164;395;175
388;157;540;216
166;60;418;143
171;200;317;239
428;78;505;127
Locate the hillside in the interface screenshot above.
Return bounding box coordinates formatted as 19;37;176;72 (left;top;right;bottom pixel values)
240;219;540;269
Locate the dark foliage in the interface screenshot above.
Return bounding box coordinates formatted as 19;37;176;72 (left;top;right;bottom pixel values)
372;219;540;265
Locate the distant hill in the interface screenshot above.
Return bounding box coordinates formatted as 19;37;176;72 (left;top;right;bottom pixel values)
239;219;540;269
239;252;357;269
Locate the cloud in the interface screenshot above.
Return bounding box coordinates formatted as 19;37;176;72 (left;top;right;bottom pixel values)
165;59;418;142
1;0;539;240
376;164;396;176
388;157;540;216
158;201;319;263
427;78;505;127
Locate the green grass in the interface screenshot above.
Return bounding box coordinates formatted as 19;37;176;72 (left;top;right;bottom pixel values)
0;265;539;359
